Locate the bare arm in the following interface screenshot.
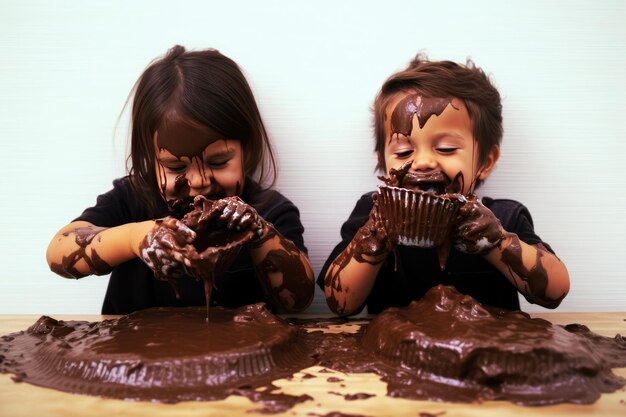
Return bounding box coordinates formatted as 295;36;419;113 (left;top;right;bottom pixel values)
455;194;570;308
249;221;315;312
323;204;392;316
484;234;569;308
196;196;315;313
46;220;156;278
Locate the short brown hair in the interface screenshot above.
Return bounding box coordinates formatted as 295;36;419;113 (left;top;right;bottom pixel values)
127;45;276;215
373;54;503;175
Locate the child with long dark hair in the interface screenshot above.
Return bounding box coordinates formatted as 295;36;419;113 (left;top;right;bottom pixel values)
47;45;314;314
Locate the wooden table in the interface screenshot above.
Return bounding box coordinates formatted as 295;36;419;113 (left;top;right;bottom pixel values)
1;312;624;417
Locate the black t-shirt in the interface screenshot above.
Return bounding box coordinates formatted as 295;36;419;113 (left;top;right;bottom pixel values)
317;192;554;313
75;176;307;314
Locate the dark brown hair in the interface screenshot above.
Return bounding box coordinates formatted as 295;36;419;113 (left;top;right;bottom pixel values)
373;54;503;179
127;45;277;215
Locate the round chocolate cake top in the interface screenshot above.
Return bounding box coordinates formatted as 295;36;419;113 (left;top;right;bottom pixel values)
0;303;313;403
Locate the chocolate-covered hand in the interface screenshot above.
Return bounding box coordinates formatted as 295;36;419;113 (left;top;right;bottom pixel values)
354;194;394;260
139;217;197;281
454;194;504;255
207;196;265;238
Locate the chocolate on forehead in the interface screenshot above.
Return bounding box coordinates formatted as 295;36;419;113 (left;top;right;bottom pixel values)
156;115;222;159
390;94;453;138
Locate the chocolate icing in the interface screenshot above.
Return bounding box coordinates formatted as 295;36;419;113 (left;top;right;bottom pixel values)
0;303;314;404
355;286;626;405
156;115;222;160
390;95;452;137
1;286;624;408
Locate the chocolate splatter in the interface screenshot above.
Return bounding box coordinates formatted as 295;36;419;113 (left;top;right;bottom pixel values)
49;226;112;278
500;234;565;308
390;95;453;138
324;199;391;315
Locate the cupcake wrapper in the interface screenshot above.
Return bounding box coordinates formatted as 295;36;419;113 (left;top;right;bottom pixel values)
378;186;459;248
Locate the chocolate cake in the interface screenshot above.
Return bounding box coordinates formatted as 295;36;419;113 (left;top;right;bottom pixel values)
0;303;313;403
358;285;626;405
1;286;625;408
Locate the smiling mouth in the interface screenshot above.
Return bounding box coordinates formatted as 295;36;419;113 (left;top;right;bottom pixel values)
402;172;450;194
379;162;464;195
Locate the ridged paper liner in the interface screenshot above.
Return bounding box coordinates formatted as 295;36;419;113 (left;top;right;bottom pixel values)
377;185;460;248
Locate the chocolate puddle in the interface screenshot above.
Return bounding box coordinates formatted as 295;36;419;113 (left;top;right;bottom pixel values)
1;286;625;409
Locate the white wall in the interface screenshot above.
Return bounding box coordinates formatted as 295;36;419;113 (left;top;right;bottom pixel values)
1;0;625;314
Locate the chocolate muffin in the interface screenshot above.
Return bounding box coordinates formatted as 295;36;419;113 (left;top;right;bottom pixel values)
377;162;464;248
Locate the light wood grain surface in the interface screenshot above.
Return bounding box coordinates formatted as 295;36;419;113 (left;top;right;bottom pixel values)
0;312;624;417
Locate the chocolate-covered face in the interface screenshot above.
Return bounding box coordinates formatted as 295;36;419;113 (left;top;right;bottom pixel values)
383;93;497;195
154;116;244;204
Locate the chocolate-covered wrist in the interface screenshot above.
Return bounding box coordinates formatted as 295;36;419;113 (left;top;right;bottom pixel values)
353;217;392;261
250;218;276;247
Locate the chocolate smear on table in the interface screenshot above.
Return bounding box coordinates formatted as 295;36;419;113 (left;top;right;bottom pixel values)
1;286;625;409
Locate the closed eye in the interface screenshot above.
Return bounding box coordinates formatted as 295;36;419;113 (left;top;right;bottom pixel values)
163;164;187;173
394;150;414;158
206;158;230;169
436;147;458;154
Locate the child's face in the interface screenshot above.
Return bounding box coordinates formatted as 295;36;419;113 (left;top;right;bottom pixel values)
383;93;497;194
154;118;244;203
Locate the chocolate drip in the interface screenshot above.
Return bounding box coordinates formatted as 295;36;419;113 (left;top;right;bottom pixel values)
390;95;452;138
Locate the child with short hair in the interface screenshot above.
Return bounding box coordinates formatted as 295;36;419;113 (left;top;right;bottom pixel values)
319;54;569;316
47;45;315;314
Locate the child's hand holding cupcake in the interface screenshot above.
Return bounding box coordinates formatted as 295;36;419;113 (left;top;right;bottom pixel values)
454;195;505;255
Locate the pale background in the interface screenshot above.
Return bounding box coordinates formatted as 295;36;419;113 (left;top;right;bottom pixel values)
1;0;625;314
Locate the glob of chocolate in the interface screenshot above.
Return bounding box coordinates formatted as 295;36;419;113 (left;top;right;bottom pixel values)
379;160;464;196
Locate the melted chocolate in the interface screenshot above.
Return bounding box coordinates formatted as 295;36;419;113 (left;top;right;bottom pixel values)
49;227;112;278
453;193;504;255
179;197;256;319
139;197;255;320
1;286;624;408
354;286;626;405
0;304;314;404
500;236;565;308
324;207;390;315
156;116;221;160
390;95;452;137
379;161;463;195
